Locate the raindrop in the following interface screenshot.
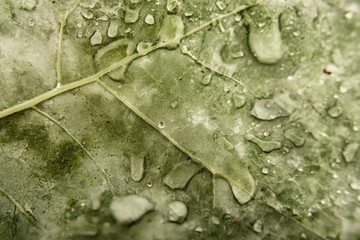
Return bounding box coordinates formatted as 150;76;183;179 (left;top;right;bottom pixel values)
216;1;226;11
350;182;360;190
232;93;246;109
97;15;109;21
201;73;212;86
168;201;188;223
253;219;263;233
343;143;359;163
339;83;349;93
211;216;220;225
170;100;179;109
284;128;305;147
81;11;94;20
136;41;153;53
292;31;300;37
20;0;37;11
234;15;241;22
146;181;153;188
130;156;145;182
107;21;118;38
332;173;339;179
327;105;342;118
28;18;35;27
124;27;132;33
245;133;282;152
251;99;288;121
195;227;203;233
263;131;270;137
125;7;141;23
166;0;178;12
90;30;103;46
158;15;184;49
145;14;155;25
184;12;193;17
261;168;269;175
158;121;165;128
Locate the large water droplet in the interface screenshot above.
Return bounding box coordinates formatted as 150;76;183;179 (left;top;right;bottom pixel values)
350;181;360;191
327;105;343;118
107;21;118;38
284;128;305;147
130;156;145;182
166;0;178;12
81;10;94;20
248;7;283;64
251;99;288;121
216;1;226;11
232;93;246;109
90;30;103;46
144;14;155;25
20;0;37;11
125;7;141;23
201;73;212;86
253;219;263;233
245;133;282;152
94;39;136;81
158;15;184;49
168;201;187;223
163;160;202;189
343;143;359;163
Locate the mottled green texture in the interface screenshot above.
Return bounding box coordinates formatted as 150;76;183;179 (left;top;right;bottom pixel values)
0;0;359;239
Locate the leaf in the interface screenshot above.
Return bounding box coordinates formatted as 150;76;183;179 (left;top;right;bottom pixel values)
0;0;360;239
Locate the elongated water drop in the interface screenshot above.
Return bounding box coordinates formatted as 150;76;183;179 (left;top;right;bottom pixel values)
158;15;184;49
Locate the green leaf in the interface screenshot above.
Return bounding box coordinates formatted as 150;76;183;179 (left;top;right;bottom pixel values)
0;0;359;239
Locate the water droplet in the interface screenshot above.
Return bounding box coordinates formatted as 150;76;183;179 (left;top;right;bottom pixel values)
124;27;132;34
327;105;342;118
146;181;153;188
213;133;234;151
184;12;193;17
158;121;165;128
216;1;226;11
125;7;141;23
344;12;353;20
248;7;283;64
292;31;300;37
158;15;184;49
332;173;339;179
211;216;220;225
28;18;35;27
164;161;202;190
90;30;103;46
343;143;359;163
76;22;82;28
350;182;360;190
201;73;212;86
97;15;109;21
251;99;288;121
94;39;136;81
245;133;282;152
258;22;266;28
107;21;118;38
261;168;269;175
232;93;246;109
253;219;263;233
77;31;83;38
136;41;153;53
323;64;338;75
166;0;178;12
110;195;154;224
195;227;203;232
81;10;94;20
234;15;241;22
130;156;145;182
339;83;350;93
145;14;155;25
20;0;37;11
170;100;179;109
168;201;187;223
284;128;305;147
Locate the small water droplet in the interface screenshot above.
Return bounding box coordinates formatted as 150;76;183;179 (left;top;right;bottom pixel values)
332;173;339;179
28;18;35;27
263;131;270;137
350;182;360;190
170;100;178;109
166;0;178;12
77;31;83;38
125;7;141;23
201;73;212;86
146;181;153;188
145;14;155;25
292;31;300;37
195;226;203;232
124;27;132;34
90;30;103;46
253;219;263;233
97;15;109;21
107;21;118;38
339;83;350;93
232;93;246;109
81;11;94;20
258;22;266;28
234;15;241;22
344;12;353;20
158;121;165;129
216;1;226;11
261;168;269;174
21;0;37;11
211;216;220;225
184;12;193;17
327;105;342;118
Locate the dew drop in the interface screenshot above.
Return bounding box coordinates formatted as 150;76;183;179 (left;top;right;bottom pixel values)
130;156;145;182
253;219;263;233
201;73;212;86
21;0;37;11
195;226;203;233
292;31;300;37
166;0;178;12
327;105;342;118
216;1;226;11
125;8;141;23
350;181;360;190
136;41;153;53
146;181;153;188
261;168;269;175
145;14;155;25
107;21;118;38
158;121;165;129
90;30;103;46
248;10;283;64
184;12;193;17
158;15;184;49
81;10;94;20
343;143;359;163
28;18;35;27
124;27;132;34
232;93;246;109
